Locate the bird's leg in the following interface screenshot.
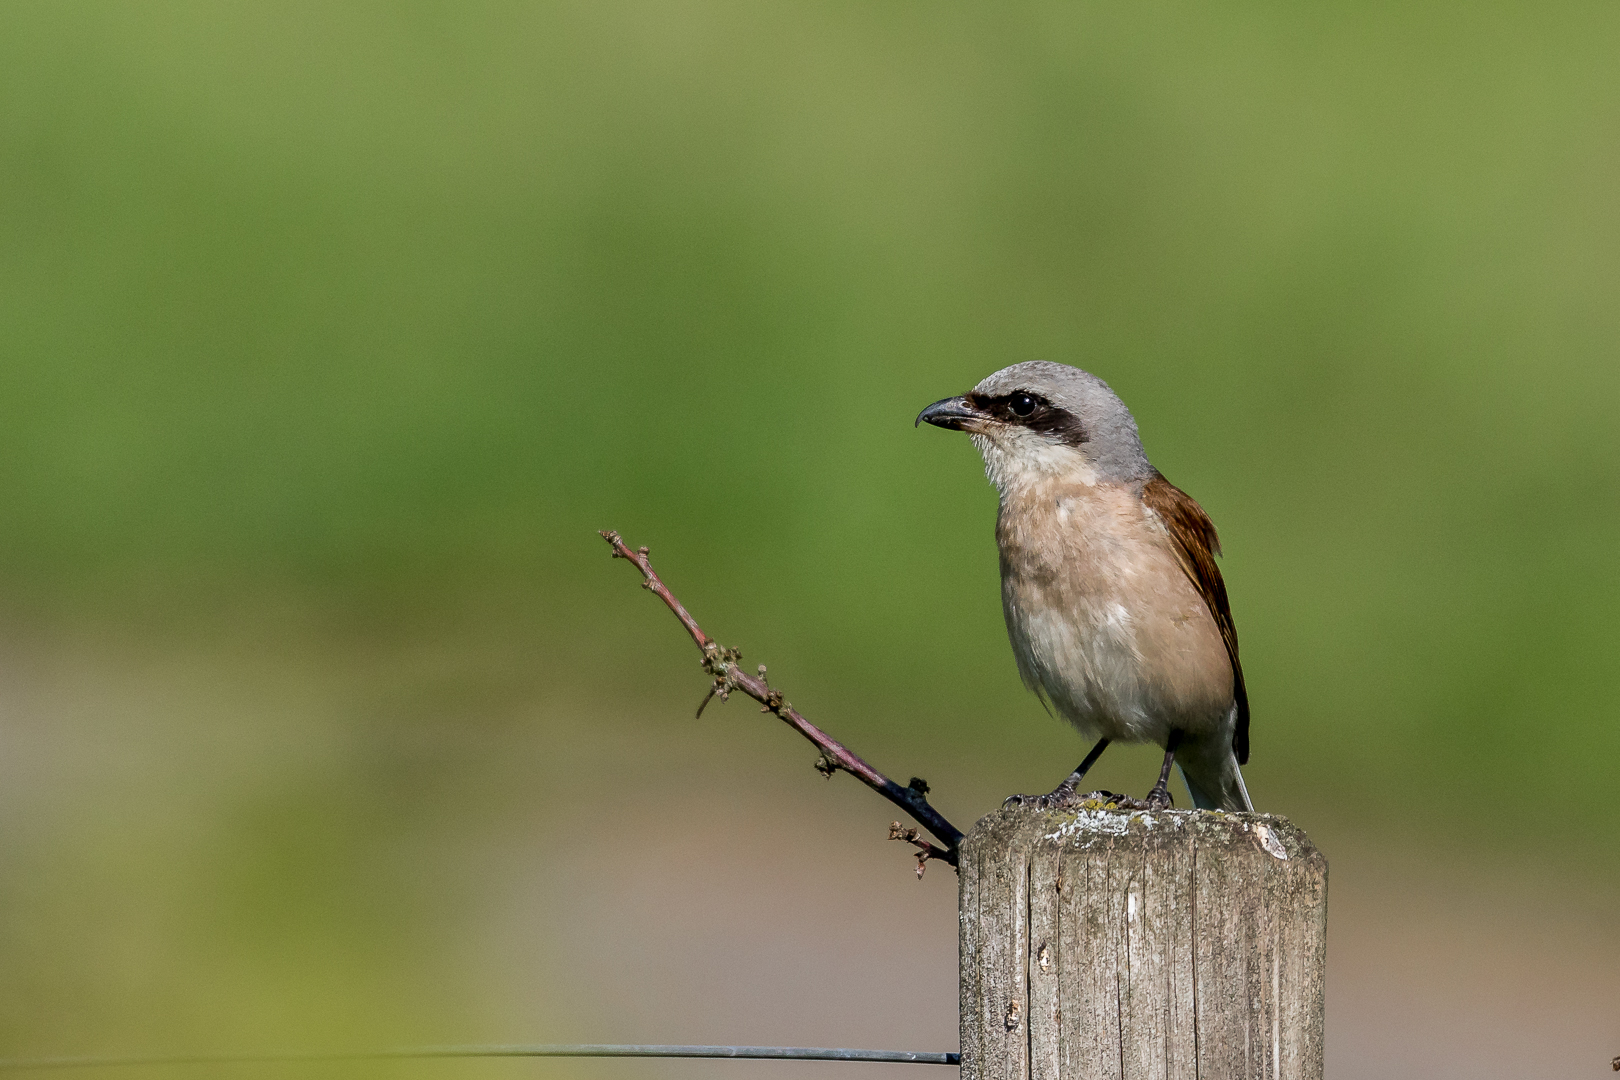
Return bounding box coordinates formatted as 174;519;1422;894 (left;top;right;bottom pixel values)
1143;729;1184;810
1004;738;1112;810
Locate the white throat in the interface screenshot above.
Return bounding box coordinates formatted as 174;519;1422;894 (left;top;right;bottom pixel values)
971;428;1098;499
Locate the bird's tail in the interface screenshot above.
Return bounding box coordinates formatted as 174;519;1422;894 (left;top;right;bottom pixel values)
1175;735;1254;812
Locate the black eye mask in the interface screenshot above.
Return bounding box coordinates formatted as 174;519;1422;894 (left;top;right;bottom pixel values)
968;391;1090;447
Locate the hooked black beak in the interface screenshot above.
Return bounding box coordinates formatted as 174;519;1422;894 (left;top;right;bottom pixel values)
915;395;986;431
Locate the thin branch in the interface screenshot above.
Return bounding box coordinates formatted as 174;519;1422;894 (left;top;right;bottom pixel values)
600;530;964;868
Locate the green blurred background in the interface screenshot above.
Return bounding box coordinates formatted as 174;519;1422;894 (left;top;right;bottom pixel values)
1;2;1617;1076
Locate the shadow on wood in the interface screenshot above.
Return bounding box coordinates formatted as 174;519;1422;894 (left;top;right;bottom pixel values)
960;806;1327;1080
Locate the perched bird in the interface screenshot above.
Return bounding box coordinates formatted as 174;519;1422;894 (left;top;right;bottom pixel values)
917;361;1253;812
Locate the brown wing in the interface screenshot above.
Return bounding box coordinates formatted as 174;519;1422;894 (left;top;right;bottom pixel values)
1142;473;1250;764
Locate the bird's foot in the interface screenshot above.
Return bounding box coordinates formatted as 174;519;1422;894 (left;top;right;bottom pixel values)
1005;787;1124;811
1004;784;1175;812
1003;789;1075;810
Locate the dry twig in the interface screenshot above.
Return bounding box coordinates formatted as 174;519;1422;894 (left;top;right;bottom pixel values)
600;530;964;870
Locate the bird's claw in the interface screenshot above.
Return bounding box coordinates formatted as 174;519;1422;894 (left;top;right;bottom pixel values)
1143;785;1175;811
1005;788;1122;811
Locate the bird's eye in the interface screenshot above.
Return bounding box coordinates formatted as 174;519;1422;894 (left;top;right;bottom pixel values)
1010;392;1037;417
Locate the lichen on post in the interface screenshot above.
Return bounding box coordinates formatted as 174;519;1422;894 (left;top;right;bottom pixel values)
960;805;1327;1080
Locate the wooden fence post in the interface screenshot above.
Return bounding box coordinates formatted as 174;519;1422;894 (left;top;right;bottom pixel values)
959;806;1327;1080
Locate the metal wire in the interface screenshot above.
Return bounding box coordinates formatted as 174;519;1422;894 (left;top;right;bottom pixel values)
0;1045;961;1071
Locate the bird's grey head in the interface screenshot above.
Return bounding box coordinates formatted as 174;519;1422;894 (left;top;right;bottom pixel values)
915;361;1154;494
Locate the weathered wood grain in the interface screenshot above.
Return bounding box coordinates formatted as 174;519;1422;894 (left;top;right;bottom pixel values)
960;807;1327;1080
1027;831;1062;1080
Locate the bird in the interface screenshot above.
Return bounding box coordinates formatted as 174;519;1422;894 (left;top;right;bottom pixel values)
916;361;1253;812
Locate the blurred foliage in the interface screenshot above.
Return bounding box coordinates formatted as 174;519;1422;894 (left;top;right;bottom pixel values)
1;0;1619;1066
